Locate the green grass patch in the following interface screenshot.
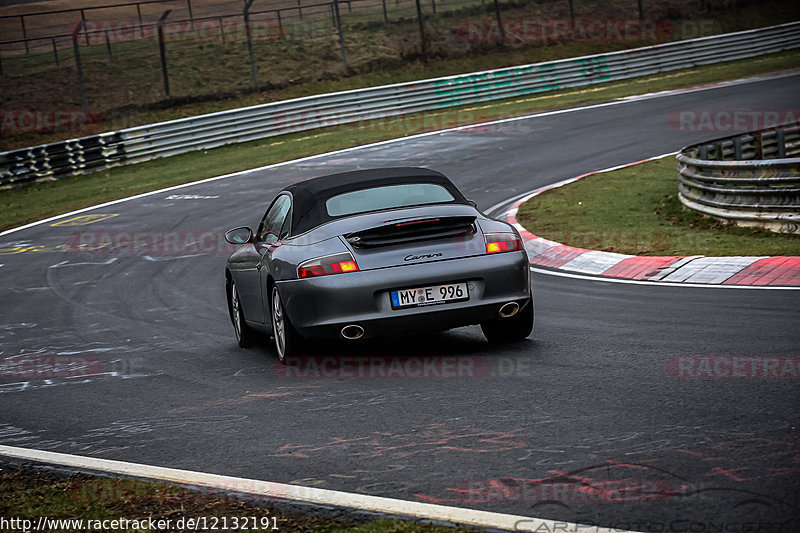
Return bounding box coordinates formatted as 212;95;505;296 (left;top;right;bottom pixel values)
0;468;470;533
1;49;799;233
515;156;800;257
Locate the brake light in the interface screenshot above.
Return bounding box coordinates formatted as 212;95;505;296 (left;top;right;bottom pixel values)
298;252;360;278
395;218;440;227
484;232;523;254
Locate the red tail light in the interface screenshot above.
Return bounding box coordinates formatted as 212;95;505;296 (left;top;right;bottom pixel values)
298;252;360;278
484;232;523;254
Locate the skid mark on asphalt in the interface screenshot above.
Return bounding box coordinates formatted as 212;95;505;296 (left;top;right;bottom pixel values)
414;434;800;514
0;415;248;456
272;423;528;459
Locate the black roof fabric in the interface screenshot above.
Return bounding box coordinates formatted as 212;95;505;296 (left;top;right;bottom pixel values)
285;167;468;234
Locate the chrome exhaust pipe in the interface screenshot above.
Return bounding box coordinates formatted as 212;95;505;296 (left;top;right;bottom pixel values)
341;324;365;340
498;302;520;318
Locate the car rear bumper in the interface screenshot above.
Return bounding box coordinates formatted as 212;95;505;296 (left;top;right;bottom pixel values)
277;251;531;339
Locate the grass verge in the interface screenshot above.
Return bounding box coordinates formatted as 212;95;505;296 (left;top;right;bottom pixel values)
515;156;800;257
0;468;471;533
1;49;799;233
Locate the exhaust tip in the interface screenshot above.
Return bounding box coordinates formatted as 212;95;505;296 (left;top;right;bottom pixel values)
499;302;520;318
341;324;365;340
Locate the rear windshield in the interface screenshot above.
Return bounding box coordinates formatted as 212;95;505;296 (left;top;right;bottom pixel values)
325;183;456;217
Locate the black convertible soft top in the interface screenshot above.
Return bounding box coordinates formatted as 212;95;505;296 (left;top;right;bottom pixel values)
285;167;469;235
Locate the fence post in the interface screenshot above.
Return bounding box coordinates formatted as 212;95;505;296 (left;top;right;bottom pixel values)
20;15;29;53
431;0;436;15
136;4;143;39
156;10;172;97
72;21;89;114
105;30;113;60
333;0;348;67
382;0;387;23
187;0;195;31
638;0;643;21
81;9;89;46
244;0;259;88
51;37;60;66
297;0;303;20
414;0;427;62
568;0;574;29
493;0;505;43
218;17;225;43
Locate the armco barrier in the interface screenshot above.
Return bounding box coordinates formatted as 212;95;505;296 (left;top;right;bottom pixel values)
2;21;800;189
677;121;800;233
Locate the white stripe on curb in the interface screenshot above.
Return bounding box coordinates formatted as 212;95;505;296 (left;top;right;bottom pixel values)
0;445;636;533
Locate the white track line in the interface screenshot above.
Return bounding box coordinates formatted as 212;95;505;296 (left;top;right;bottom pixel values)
0;445;635;533
3;70;797;239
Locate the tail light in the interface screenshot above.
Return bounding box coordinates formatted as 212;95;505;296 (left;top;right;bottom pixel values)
298;252;360;278
484;232;523;254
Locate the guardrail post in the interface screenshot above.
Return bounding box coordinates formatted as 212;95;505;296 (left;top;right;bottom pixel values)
493;0;505;43
156;10;172;97
753;132;763;159
244;0;260;88
414;0;427;62
72;21;89;114
777;128;786;158
333;0;348;68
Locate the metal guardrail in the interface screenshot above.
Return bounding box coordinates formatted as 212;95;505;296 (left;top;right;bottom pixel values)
677;121;800;233
2;21;800;190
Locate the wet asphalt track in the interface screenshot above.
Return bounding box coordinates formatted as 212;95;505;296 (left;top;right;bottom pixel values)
1;73;799;530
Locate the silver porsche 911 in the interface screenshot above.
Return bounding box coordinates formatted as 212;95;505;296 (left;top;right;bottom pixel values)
224;167;533;362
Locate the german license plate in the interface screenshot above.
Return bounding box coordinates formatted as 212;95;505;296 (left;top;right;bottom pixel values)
390;282;469;309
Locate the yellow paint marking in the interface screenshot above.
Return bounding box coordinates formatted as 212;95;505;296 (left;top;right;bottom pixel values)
50;214;118;227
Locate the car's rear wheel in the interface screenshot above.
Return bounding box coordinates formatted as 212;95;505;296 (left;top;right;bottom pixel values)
271;285;304;363
481;296;534;343
230;280;255;348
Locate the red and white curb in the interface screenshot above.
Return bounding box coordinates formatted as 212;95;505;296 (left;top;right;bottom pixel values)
0;445;635;533
504;155;800;287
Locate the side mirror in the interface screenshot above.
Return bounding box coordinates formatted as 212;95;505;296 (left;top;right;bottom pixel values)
224;227;253;245
467;200;478;208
